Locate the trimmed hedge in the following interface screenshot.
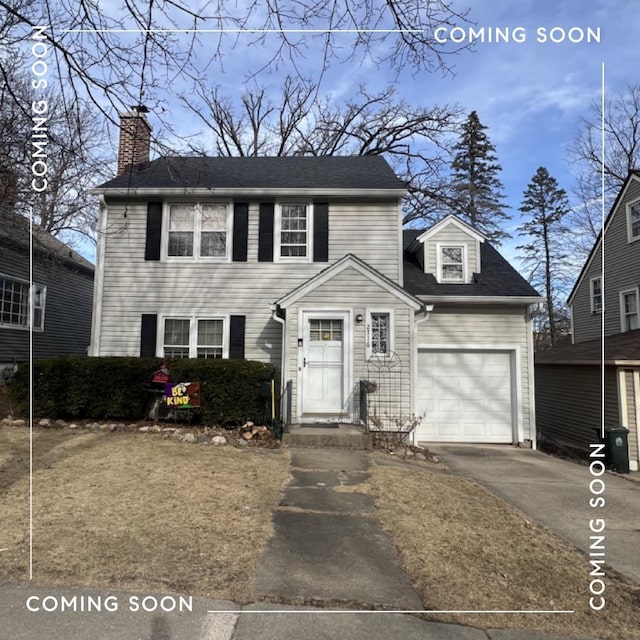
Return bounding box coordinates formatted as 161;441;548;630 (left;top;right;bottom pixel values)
8;356;276;425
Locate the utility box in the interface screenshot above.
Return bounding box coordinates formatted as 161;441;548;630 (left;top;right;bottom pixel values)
604;426;630;473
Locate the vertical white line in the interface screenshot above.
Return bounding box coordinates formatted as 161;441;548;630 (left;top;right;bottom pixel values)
600;62;605;440
29;207;33;581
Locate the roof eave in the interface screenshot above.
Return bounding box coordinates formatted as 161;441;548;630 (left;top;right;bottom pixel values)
416;295;543;304
90;187;407;198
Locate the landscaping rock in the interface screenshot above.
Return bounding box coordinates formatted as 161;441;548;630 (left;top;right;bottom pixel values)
430;454;441;464
415;452;427;462
54;419;67;428
211;435;227;446
183;433;196;444
162;427;176;433
39;418;51;427
68;423;79;429
90;422;100;430
236;438;248;447
150;425;162;433
197;435;208;444
10;419;27;427
138;426;151;433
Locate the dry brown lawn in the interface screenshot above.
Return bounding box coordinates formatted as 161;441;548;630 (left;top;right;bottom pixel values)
3;424;640;640
0;426;290;601
370;462;640;640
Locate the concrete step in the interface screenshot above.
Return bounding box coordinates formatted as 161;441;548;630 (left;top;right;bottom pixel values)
283;424;372;449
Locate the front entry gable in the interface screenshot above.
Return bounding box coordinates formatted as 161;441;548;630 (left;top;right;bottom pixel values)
274;253;423;311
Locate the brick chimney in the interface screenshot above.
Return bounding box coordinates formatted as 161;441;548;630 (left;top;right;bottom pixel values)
117;106;152;175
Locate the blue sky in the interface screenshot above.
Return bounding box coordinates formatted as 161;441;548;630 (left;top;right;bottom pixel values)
61;0;638;268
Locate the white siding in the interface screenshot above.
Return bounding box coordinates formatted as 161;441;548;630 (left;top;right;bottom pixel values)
417;304;533;441
96;198;402;362
284;266;413;424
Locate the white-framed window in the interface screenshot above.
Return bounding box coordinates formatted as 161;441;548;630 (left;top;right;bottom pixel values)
165;202;231;260
627;200;640;242
162;316;227;358
0;274;45;331
438;245;466;283
276;202;312;260
590;276;603;313
620;288;639;332
366;310;394;358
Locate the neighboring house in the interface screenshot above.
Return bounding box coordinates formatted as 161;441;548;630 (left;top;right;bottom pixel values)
536;171;640;470
89;109;541;445
0;203;95;381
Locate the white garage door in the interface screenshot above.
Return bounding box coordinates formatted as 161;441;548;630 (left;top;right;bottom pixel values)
416;350;514;443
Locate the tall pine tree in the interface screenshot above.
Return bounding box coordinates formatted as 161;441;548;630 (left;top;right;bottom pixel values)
517;167;571;348
449;111;510;243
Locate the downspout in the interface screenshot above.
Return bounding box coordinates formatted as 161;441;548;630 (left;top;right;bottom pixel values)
271;303;287;423
411;303;434;446
89;195;107;356
527;303;538;449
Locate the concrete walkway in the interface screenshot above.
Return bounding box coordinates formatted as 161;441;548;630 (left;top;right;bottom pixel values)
429;445;640;585
252;448;423;609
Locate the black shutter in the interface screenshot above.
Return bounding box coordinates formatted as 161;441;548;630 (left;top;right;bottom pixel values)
229;315;245;359
145;202;163;261
258;202;274;262
140;314;158;357
313;202;329;262
232;202;249;262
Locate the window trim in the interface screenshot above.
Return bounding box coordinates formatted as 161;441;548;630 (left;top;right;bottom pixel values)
626;199;640;243
619;287;639;332
159;315;229;358
274;201;314;262
590;275;603;314
436;243;467;284
0;273;46;332
365;309;395;359
162;201;233;261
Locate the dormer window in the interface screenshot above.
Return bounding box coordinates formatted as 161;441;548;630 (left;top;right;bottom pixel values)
439;245;465;283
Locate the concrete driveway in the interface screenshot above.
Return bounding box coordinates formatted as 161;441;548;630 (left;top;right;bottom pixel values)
429;445;640;585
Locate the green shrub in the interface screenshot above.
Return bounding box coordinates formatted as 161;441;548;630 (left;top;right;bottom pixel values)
8;356;276;425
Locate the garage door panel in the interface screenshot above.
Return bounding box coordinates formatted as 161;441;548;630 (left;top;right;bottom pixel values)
417;350;513;443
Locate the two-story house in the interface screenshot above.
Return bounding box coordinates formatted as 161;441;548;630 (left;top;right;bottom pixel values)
0;173;94;382
536;170;640;470
90;109;541;445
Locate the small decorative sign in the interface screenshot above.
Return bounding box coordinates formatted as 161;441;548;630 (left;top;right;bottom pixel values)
165;382;201;408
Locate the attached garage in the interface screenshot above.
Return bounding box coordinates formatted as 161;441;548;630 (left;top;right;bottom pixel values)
416;349;516;443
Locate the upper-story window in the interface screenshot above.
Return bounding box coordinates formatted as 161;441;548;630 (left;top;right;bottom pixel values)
276;203;312;260
167;203;230;259
621;289;639;332
0;274;45;331
590;276;602;313
439;245;465;283
628;201;640;242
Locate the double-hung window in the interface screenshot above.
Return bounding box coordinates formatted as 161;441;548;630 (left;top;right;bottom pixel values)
278;203;310;259
621;289;639;332
163;317;226;358
439;246;465;283
590;276;602;313
628;201;640;241
167;203;229;259
0;274;45;330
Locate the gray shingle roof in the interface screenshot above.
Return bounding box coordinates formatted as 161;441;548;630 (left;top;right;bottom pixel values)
98;156;407;191
0;212;94;273
402;229;540;298
535;329;640;363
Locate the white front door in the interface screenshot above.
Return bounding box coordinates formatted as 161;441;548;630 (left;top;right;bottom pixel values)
301;314;345;414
